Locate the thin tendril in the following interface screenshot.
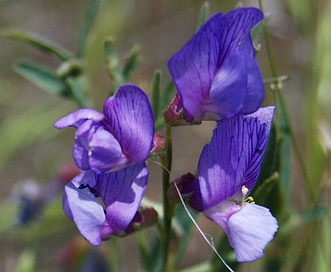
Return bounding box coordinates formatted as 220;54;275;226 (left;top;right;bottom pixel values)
152;159;235;272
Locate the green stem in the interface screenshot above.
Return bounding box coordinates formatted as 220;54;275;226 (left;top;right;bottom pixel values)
258;0;312;201
161;125;174;271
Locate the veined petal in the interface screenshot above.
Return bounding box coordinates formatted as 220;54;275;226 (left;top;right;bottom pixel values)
104;85;154;163
168;8;263;122
203;52;247;119
241;106;275;190
227;203;278;262
168;13;222;122
54;109;104;129
63;182;106;246
218;8;264;62
198;107;275;209
96;164;149;236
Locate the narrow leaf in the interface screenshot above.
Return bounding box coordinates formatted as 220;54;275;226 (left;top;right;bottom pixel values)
14;61;69;96
1;29;72;61
77;0;102;57
172;205;198;269
197;2;210;29
104;37;125;94
122;44;140;81
65;77;91;108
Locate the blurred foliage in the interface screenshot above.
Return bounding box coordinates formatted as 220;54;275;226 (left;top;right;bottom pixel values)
0;0;331;271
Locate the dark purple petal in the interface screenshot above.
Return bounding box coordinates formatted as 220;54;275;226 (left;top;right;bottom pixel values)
239;57;265;114
218;8;263;62
104;85;154;163
63;182;105;246
202;52;247;119
197;107;275;209
54;109;104;129
168;14;221;122
168;8;263;122
227;203;278;262
241;106;275;190
95;164;149;236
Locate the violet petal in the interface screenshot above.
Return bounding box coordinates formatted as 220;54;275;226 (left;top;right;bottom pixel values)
168;8;264;122
239;57;265;114
198;107;275;209
168;13;221;122
96;164;149;236
203;52;247;119
104;85;154;163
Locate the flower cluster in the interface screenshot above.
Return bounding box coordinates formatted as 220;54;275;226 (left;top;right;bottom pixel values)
166;7;278;262
55;7;277;263
55;85;157;243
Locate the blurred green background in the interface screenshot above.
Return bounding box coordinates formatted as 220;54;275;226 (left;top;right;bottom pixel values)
0;0;330;271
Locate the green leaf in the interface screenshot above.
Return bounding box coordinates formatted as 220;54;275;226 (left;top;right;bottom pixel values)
14;61;69;96
196;2;210;29
104;37;125;94
1;29;72;61
65;77;91;108
178;261;212;272
172;205;198;269
77;0;102;57
279;133;291;203
122;44;140;81
251;18;268;52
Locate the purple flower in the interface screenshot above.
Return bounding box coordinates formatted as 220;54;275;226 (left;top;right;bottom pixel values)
63;164;149;246
185;107;278;262
54;85;154;173
168;8;264;122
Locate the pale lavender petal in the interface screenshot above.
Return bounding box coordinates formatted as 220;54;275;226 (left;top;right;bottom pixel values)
63;182;106;246
239;57;264;114
95;164;149;236
198;107;275;209
54;109;104;129
104;85;154;163
227;203;278;262
202;52;247;119
204;200;241;235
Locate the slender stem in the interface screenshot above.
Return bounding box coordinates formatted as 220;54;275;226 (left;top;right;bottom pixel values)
161;125;173;271
258;0;311;200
